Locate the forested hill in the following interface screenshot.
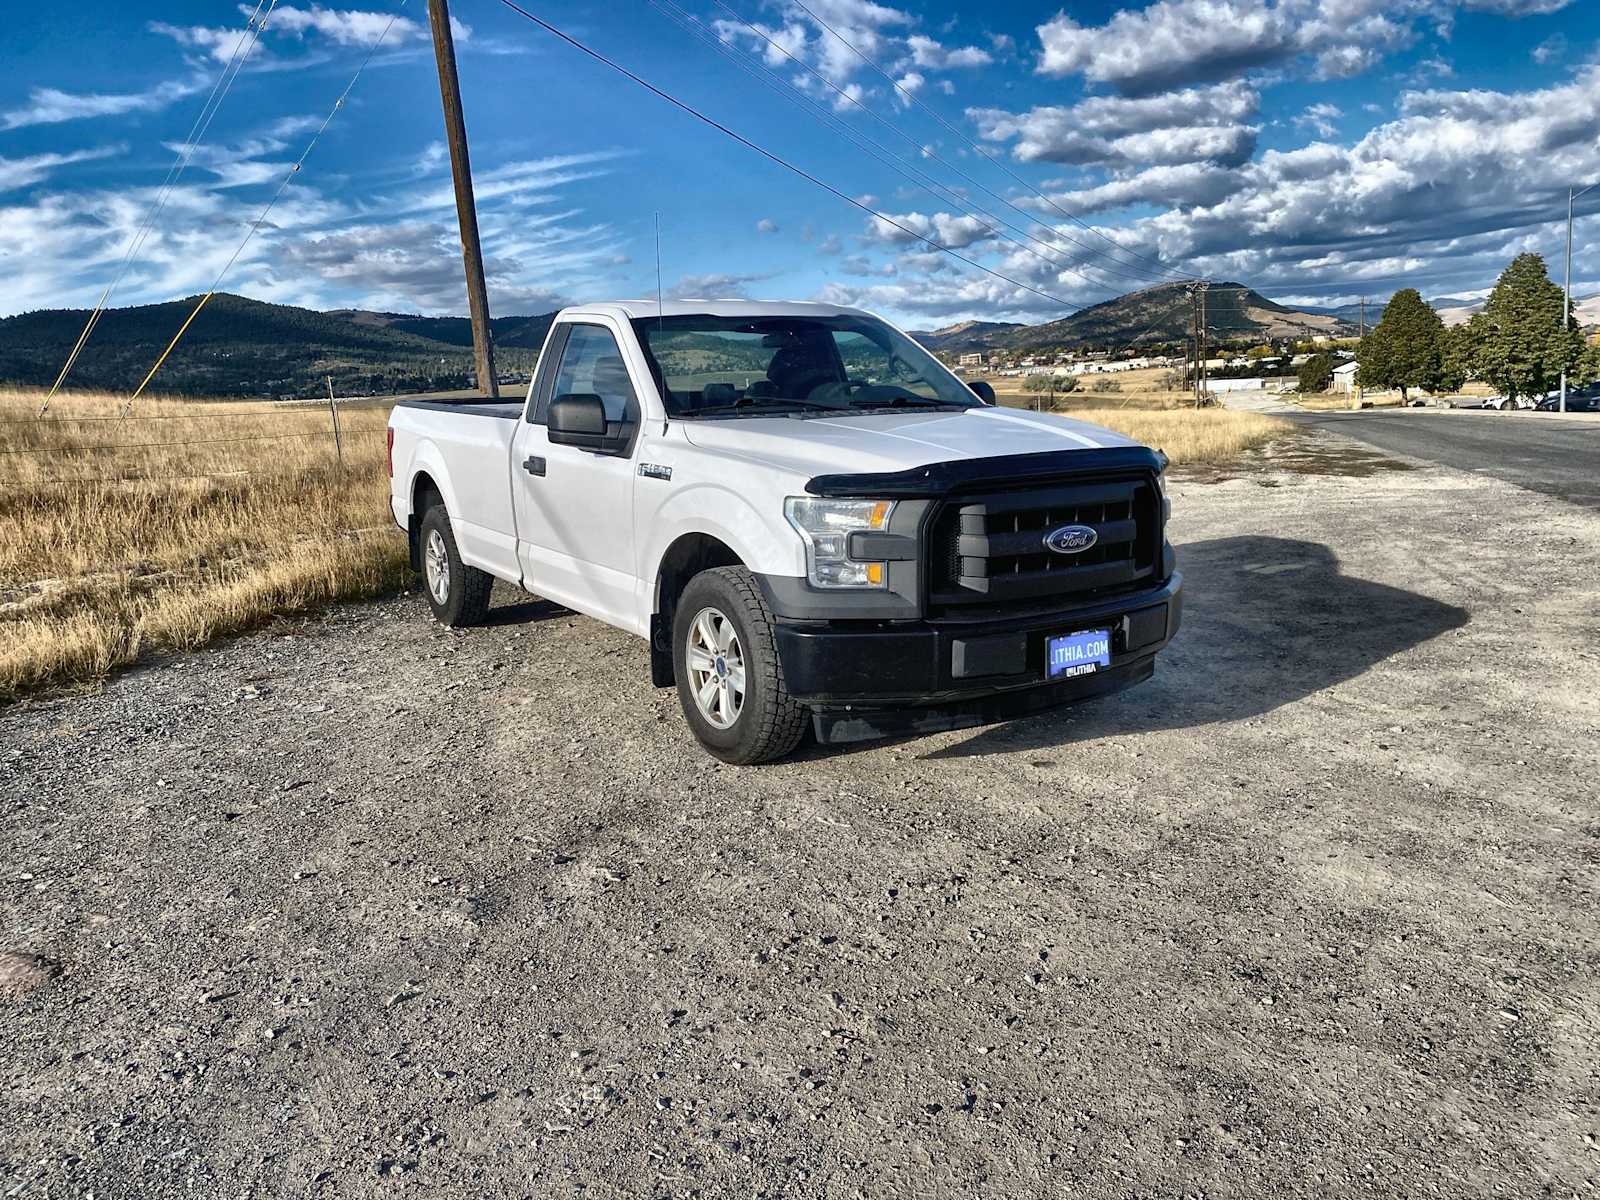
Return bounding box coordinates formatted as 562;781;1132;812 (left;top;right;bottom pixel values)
0;294;549;398
911;282;1356;354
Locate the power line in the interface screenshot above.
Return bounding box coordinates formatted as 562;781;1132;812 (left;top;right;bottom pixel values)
126;0;413;408
680;0;1186;293
40;0;281;414
783;0;1193;285
493;0;1080;310
646;0;1150;299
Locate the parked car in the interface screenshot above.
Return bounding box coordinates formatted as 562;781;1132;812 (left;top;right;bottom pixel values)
1534;383;1600;412
386;301;1183;763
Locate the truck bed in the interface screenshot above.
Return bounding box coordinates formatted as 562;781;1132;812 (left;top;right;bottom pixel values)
392;399;523;419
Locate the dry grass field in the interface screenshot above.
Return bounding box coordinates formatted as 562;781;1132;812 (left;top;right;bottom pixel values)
991;370;1294;463
0;378;1292;701
0;387;406;699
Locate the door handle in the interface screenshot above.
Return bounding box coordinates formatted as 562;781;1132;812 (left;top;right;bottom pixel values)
523;455;546;477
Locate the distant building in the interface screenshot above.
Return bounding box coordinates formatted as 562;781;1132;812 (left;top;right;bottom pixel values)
1331;361;1360;394
958;352;985;367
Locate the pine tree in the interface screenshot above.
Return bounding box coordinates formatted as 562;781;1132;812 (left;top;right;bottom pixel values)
1473;253;1585;404
1356;288;1445;401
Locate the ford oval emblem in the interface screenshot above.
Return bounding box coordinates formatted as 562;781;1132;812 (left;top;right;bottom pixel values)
1044;524;1098;555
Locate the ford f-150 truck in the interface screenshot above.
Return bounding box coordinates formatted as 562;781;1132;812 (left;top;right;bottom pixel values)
387;300;1182;764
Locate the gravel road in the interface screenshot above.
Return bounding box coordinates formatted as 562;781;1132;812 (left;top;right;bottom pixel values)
4;430;1598;1198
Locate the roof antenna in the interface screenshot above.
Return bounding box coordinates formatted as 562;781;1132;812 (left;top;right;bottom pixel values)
654;211;664;332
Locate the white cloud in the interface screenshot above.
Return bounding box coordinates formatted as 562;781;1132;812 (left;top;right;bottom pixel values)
1294;101;1343;137
1032;0;1570;95
756;218;780;233
969;81;1260;167
1531;34;1567;64
905;34;992;69
865;210;995;249
667;271;775;299
0;146;126;192
0;80;202;131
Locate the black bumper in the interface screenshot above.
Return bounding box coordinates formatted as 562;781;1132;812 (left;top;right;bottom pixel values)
770;573;1182;744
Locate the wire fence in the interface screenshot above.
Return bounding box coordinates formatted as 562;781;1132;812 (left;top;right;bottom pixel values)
1;391;395;492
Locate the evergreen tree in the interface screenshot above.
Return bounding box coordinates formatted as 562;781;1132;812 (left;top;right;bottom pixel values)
1356;288;1446;400
1473;253;1585;404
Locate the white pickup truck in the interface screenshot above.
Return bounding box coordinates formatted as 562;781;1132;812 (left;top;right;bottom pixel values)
386;300;1182;763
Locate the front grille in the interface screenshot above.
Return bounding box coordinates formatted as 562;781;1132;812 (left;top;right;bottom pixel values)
927;475;1160;616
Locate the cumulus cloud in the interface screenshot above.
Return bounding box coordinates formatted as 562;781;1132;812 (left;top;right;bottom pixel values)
756;218;780;233
865;210;996;249
905;34;992;69
969;81;1260;167
1035;163;1247;215
1031;0;1569;95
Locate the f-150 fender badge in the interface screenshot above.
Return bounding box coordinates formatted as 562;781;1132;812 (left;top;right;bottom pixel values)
638;463;673;481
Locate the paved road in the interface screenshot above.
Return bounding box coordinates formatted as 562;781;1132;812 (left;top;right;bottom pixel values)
1284;407;1600;509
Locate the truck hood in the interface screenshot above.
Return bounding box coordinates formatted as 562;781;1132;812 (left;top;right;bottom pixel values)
677;406;1140;479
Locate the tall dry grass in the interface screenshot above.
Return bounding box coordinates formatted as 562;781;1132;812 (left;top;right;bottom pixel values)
0;387;408;699
992;373;1294;463
1064;407;1294;464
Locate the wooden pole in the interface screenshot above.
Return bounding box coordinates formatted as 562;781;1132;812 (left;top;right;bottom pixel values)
427;0;498;398
326;375;344;469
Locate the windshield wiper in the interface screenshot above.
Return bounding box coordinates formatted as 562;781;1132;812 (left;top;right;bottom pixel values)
677;397;841;418
847;395;969;410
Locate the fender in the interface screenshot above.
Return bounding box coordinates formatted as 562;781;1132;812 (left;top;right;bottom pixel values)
636;480;805;626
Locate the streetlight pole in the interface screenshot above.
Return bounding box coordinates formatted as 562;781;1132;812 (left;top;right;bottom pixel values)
1561;181;1597;414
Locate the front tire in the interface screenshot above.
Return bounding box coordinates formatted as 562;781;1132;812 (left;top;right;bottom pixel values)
673;567;808;765
419;503;493;627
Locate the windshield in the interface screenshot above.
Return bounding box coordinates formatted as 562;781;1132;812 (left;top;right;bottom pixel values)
630;313;984;418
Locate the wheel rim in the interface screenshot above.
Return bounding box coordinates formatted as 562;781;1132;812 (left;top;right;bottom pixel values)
685;606;745;730
424;528;450;605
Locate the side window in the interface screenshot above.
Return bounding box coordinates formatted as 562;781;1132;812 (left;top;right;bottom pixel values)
551;324;637;423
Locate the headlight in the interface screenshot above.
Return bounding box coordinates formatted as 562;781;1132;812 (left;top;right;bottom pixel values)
784;497;895;589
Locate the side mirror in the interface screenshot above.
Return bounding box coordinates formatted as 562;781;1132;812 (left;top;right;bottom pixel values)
548;393;630;454
968;379;996;405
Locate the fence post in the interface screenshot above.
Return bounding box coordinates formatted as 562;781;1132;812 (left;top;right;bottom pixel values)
326;375;344;470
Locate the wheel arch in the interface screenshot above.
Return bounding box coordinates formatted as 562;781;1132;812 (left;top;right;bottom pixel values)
649;532;745;688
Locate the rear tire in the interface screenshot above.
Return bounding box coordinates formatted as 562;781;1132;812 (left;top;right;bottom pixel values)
673;567;808;765
419;503;493;628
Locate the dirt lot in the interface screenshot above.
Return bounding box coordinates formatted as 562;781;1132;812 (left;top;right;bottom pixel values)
3;429;1598;1197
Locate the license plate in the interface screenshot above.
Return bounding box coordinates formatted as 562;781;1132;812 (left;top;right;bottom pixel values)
1047;629;1111;679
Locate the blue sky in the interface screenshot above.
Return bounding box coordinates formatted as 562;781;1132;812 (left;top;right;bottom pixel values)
1;0;1596;328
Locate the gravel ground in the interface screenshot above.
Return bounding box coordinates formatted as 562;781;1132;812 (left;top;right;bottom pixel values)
3;430;1598;1198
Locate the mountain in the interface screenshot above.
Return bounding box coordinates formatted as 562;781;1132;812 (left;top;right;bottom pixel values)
328;309;555;350
912;282;1356;355
0;294;546;398
909;319;1026;353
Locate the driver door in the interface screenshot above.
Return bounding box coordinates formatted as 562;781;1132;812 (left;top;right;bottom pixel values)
511;321;641;630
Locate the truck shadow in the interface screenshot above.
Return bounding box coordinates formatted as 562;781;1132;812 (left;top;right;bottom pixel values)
906;534;1469;760
480;596;571;627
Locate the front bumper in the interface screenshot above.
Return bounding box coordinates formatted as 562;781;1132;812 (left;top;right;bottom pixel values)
767;573;1182;744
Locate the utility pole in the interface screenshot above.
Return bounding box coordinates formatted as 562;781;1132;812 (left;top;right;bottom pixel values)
428;0;498;398
1356;297;1365;409
1197;282;1209;405
1189;283;1201;407
1560;183;1595;413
